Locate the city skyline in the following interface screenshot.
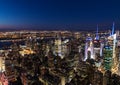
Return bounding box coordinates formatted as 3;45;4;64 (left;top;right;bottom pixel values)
1;1;120;84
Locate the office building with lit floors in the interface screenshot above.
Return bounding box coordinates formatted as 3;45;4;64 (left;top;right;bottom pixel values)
102;40;113;85
0;56;8;85
0;56;5;72
107;23;119;75
5;60;16;84
103;46;113;71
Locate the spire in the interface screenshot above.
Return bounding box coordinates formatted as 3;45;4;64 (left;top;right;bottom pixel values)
96;24;98;35
95;25;99;40
111;22;115;35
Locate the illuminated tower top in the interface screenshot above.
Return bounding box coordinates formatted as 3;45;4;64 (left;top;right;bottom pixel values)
95;25;99;40
110;22;115;36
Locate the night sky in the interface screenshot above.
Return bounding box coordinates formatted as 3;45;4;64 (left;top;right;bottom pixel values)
0;0;120;30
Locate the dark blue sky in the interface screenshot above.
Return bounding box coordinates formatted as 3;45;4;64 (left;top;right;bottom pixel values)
0;0;120;30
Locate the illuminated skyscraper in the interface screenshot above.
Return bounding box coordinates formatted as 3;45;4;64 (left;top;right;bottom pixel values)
109;22;119;74
54;34;62;57
93;25;103;59
103;22;119;75
84;36;94;61
0;57;5;72
103;46;113;70
0;56;8;85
